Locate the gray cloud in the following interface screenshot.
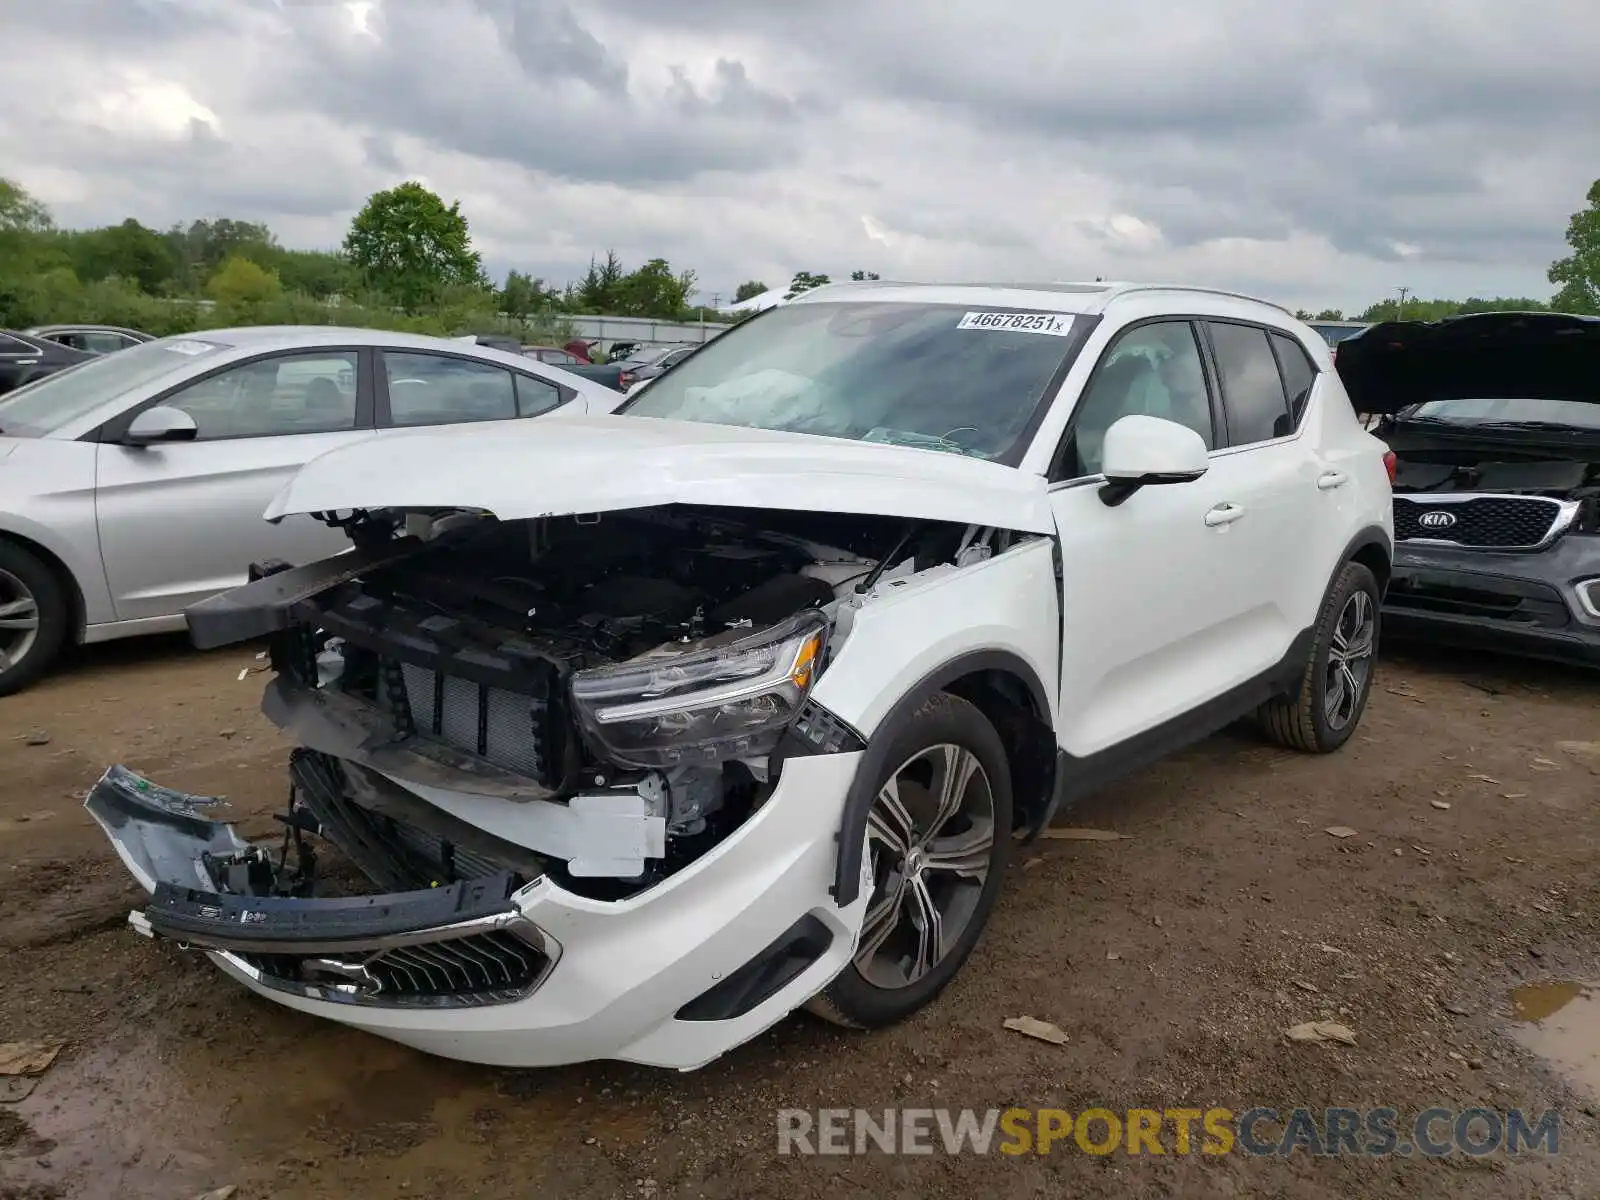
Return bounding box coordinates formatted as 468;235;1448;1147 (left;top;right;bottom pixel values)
273;2;810;185
0;0;1594;312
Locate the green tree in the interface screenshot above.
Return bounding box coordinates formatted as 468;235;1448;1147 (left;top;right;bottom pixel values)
615;258;696;318
784;271;831;299
1357;295;1551;323
343;181;486;311
849;269;881;281
206;255;282;307
270;248;353;299
164;217;277;285
69;219;178;292
498;269;557;320
0;178;53;234
576;250;626;311
733;279;768;303
1313;308;1344;321
1549;179;1600;314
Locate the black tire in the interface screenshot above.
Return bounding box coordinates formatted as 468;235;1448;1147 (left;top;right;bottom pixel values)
0;540;70;698
810;691;1013;1029
1258;560;1381;754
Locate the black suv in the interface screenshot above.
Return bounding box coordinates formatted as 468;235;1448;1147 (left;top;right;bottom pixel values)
1340;312;1600;667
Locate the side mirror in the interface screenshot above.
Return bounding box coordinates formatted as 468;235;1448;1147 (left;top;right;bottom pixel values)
124;405;199;446
1098;414;1208;507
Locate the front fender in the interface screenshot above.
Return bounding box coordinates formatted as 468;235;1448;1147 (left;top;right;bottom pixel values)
806;538;1061;906
808;537;1060;737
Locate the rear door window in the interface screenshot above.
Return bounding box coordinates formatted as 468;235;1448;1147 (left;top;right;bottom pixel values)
1206;322;1293;446
382;351;519;427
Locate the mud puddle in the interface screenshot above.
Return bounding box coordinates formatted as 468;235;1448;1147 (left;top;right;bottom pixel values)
1510;981;1600;1099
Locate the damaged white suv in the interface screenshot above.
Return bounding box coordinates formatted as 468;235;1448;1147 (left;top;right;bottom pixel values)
88;281;1394;1069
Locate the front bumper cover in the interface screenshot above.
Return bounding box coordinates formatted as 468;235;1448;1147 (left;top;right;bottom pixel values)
85;751;869;1070
1383;537;1600;668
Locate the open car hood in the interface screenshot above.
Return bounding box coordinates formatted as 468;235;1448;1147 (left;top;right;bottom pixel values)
263;414;1057;534
1336;311;1600;415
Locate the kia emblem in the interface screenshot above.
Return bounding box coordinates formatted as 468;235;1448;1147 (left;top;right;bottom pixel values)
1418;510;1457;530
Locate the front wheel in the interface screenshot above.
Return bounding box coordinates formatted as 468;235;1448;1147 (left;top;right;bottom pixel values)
0;541;70;698
1258;560;1381;753
809;691;1012;1029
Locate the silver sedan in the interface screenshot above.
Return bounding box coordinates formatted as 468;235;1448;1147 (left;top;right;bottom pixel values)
0;325;619;694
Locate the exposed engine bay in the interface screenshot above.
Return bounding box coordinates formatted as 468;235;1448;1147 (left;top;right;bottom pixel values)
1378;421;1600;543
210;504;1030;903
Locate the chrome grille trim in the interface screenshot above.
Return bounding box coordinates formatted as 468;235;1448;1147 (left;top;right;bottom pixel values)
1393;493;1580;551
212;911;561;1009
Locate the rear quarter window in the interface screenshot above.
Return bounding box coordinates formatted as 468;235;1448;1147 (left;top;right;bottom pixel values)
1269;332;1318;428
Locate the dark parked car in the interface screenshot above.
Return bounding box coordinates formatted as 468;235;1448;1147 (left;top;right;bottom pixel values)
524;344;586;366
0;330;92;395
520;344;627;390
1340;311;1600;668
455;332;525;355
23;324;155;356
618;344;697;391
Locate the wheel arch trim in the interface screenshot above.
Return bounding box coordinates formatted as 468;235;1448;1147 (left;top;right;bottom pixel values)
829;648;1051;906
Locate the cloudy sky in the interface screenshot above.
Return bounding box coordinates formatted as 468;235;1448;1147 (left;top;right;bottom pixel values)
3;0;1596;313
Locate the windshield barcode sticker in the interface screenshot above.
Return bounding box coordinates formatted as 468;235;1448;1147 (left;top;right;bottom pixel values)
956;311;1074;336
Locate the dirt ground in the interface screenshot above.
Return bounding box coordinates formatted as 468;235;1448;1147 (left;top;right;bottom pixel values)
2;634;1600;1200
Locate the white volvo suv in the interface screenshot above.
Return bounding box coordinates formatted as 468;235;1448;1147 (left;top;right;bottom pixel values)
88;281;1394;1069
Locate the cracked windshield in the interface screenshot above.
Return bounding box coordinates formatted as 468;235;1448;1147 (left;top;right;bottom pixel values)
621;301;1084;459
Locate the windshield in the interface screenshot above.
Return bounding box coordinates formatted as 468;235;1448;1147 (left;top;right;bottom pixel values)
1311;323;1367;346
0;337;225;436
625;345;680;367
618;301;1086;461
1401;397;1600;432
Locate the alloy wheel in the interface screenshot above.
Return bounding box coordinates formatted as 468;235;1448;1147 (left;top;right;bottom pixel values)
1324;589;1375;730
855;743;996;989
0;568;40;675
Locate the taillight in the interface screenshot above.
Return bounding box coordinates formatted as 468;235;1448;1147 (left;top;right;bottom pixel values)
618;371;634;390
1382;450;1397;483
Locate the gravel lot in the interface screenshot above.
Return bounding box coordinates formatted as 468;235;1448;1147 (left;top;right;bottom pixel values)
2;634;1599;1200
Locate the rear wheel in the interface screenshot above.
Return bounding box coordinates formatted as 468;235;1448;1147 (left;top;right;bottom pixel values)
0;541;69;698
1258;560;1380;753
810;692;1012;1029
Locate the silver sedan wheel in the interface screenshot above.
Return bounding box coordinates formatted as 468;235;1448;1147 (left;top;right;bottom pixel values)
0;568;40;675
855;743;996;990
1324;589;1376;730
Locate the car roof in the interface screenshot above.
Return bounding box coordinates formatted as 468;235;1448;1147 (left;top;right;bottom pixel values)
1;329;78;352
172;325;555;368
24;324;151;337
785;279;1295;323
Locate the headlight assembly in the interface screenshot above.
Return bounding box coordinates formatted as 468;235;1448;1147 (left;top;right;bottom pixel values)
569;611;828;768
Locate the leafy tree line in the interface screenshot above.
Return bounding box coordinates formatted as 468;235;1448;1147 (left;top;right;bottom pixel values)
0;178;725;341
1;173;1597;341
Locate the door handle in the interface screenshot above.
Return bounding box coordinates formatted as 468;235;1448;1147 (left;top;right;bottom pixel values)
1317;470;1348;491
1204;502;1246;527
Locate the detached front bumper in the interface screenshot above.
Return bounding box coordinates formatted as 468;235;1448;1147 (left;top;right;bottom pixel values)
86;752;868;1070
1383;539;1600;669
